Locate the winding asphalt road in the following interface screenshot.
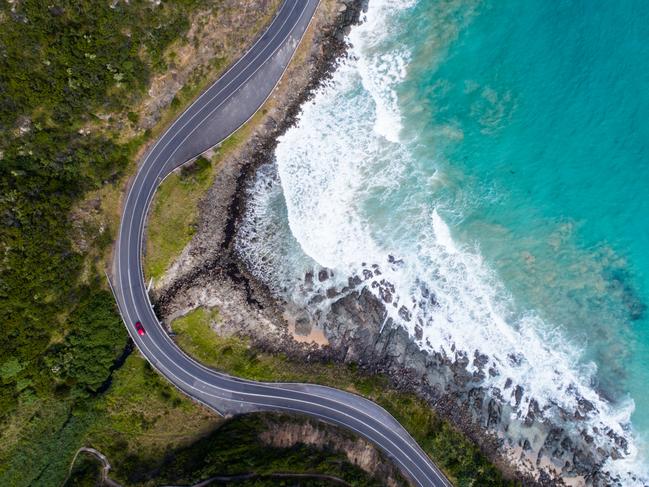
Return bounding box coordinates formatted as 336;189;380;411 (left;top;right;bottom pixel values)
110;1;452;486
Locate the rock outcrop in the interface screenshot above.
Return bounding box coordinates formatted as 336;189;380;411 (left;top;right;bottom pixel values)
152;1;640;485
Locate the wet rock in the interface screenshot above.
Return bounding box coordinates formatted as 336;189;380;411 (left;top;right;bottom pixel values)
414;325;423;341
508;352;523;366
487;399;502;428
525;399;540;427
468;387;484;411
379;287;392;303
578;397;595;415
349;275;362;287
318;269;330;282
398;305;411;321
305;271;314;287
309;294;326;305
513;385;523;407
473;351;489;369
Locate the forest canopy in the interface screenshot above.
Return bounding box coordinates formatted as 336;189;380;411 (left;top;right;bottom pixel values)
0;0;202;419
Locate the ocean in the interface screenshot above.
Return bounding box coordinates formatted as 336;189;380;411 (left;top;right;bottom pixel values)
237;0;649;482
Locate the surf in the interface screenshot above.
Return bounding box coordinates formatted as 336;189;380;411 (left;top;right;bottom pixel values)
236;0;649;483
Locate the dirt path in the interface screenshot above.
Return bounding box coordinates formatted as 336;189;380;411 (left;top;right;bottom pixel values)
63;447;122;487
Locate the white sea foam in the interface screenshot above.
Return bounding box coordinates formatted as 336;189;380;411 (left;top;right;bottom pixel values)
237;0;648;483
349;1;414;142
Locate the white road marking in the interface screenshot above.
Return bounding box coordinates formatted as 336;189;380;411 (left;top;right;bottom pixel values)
111;1;452;485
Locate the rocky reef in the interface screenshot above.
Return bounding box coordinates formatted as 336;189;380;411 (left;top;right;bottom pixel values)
151;1;643;485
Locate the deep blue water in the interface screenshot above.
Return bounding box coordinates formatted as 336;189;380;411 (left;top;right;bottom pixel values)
399;0;649;433
239;0;649;479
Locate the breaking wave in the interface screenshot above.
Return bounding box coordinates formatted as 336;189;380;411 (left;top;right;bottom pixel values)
237;0;648;483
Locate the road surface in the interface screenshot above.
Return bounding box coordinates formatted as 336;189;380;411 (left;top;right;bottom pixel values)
111;1;452;485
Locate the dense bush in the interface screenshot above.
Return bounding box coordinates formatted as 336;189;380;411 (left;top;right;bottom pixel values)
0;0;202;425
129;414;388;487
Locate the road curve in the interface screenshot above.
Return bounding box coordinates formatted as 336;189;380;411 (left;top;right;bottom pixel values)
111;1;452;486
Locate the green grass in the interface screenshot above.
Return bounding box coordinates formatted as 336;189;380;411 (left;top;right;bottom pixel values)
144;105;272;282
84;353;220;484
11;348;387;487
0;353;220;487
57;352;390;487
145;156;215;280
171;308;517;487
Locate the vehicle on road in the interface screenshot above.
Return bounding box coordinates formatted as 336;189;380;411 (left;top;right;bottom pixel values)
134;321;145;336
110;1;451;484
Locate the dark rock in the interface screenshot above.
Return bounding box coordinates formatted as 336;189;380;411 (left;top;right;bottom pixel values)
513;385;523;407
309;294;326;305
379;287;392;303
398;306;411;321
305;271;314;287
349;275;362;287
487;399;501;428
473;351;489;369
318;269;330;282
414;325;423;341
525;399;540;427
508;353;523;366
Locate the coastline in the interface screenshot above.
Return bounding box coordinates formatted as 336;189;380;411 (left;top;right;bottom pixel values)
148;1;632;486
152;0;366;340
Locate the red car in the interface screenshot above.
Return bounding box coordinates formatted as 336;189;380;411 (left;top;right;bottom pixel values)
134;321;146;336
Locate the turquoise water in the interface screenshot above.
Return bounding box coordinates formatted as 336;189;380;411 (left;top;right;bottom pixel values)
239;0;649;480
400;0;649;433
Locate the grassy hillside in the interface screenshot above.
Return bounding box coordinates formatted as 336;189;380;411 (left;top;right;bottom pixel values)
171;308;516;486
0;1;277;484
0;0;204;429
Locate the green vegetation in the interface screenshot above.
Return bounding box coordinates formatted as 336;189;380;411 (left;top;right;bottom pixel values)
144;103;271;280
145;156;214;280
141;413;389;486
79;413;387;486
0;1;249;485
6;348;381;487
65;453;103;487
0;1;377;485
172;308;516;486
0;1;512;485
0;352;218;486
0;0;207;426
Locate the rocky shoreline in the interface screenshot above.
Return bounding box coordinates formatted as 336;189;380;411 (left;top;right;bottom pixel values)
152;1;638;486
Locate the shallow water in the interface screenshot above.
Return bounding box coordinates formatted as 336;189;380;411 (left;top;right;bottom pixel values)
238;0;649;481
